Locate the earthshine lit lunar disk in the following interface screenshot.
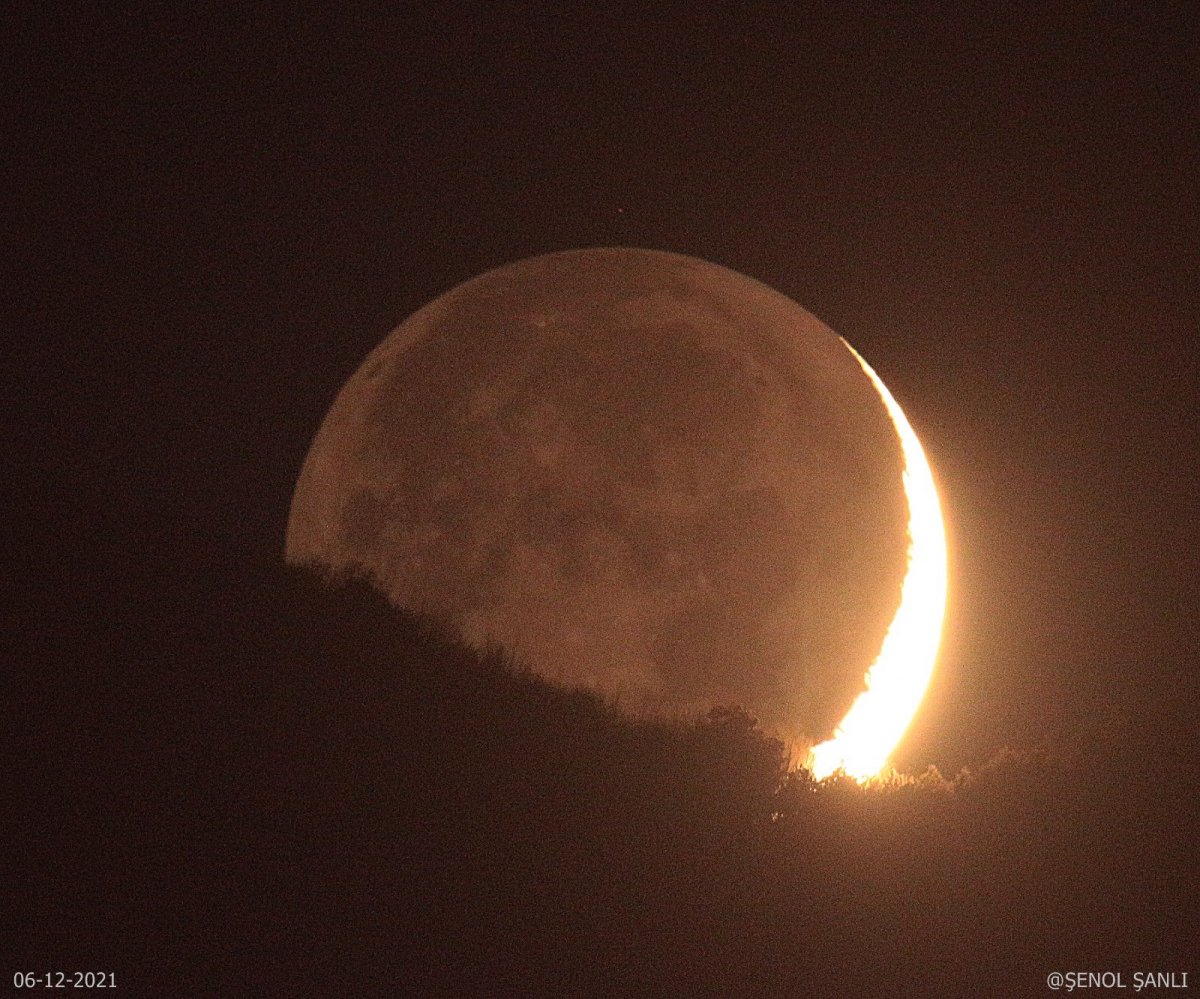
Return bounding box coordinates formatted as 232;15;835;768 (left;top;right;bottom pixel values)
287;248;944;762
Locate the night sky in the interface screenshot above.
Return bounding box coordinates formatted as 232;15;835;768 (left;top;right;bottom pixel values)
9;4;1199;994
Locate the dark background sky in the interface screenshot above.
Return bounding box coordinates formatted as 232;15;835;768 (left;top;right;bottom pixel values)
10;4;1198;775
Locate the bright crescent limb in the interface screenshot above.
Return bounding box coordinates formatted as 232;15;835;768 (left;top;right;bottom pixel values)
807;344;949;780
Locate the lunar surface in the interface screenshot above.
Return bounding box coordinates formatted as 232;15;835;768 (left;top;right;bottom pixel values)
287;249;909;742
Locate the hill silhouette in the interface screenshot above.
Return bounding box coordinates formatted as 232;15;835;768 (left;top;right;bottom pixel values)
9;562;1196;996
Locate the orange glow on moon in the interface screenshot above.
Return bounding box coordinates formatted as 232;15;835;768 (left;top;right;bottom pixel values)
807;344;948;781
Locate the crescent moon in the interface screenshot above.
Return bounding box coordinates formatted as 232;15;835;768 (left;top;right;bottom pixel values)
807;344;948;780
286;249;946;774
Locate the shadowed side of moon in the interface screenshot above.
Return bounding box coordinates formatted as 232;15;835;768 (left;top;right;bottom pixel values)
286;249;908;742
